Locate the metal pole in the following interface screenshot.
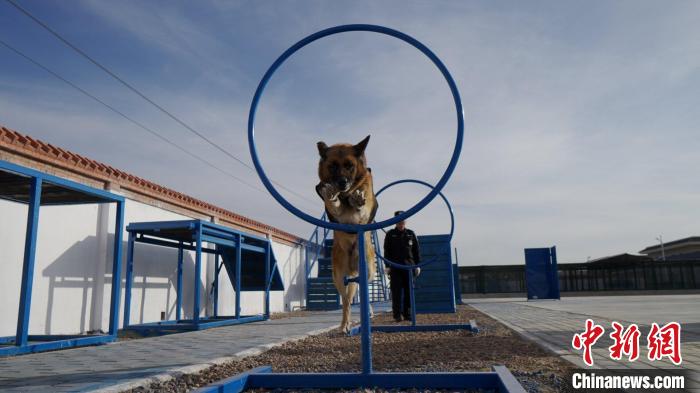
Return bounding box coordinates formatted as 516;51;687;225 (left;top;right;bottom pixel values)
108;201;125;335
409;270;417;327
194;222;202;323
265;240;271;318
656;236;666;262
123;231;135;329
213;254;220;318
236;234;242;319
15;177;42;347
358;231;372;374
176;243;183;321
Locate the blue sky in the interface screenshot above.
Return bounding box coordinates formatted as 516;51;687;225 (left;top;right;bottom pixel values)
1;1;699;265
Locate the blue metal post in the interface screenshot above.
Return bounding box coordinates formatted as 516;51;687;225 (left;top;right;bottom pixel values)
108;201;125;335
194;223;202;323
304;242;308;309
213;254;220;318
265;240;271;318
235;234;242;319
176;243;183;321
123;231;135;329
357;231;372;374
15;177;42;347
408;271;417;326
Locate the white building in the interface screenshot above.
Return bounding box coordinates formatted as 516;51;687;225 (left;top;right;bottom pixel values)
0;125;308;337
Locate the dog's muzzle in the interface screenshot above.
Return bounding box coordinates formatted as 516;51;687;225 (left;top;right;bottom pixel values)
336;178;351;192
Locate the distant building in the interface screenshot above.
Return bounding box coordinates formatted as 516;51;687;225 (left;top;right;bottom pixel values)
585;253;652;265
639;236;700;261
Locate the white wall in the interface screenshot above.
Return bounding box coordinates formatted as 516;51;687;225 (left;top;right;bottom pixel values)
0;194;306;336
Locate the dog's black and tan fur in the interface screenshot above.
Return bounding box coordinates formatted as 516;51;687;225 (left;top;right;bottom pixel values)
316;135;377;333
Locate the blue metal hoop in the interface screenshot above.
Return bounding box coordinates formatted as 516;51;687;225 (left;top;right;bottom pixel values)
374;179;454;270
248;24;464;232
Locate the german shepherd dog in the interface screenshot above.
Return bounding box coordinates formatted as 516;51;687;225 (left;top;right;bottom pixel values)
316;135;378;333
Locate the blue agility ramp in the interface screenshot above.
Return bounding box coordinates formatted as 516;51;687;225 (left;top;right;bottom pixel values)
524;246;560;300
123;220;283;332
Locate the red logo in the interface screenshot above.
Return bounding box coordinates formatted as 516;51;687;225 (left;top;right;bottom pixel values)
572;319;605;366
609;321;640;361
647;322;682;365
572;320;682;366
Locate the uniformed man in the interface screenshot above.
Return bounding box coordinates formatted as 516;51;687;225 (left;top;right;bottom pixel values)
384;210;421;322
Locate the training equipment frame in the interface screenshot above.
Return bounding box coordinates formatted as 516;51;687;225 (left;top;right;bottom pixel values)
196;24;525;392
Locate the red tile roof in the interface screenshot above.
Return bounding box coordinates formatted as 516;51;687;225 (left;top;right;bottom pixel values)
0;125;304;244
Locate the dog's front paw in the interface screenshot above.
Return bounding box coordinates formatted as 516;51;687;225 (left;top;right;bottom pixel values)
316;182;339;202
347;189;366;209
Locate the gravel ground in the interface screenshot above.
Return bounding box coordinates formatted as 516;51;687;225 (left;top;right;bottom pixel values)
126;305;575;393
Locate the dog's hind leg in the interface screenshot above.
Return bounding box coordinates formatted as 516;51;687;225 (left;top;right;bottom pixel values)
344;281;358;330
332;263;351;333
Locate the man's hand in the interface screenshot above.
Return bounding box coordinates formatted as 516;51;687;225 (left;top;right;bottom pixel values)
385;266;391;275
413;267;421;277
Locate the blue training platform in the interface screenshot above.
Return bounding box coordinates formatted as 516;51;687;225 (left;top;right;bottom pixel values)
0;159;125;356
123;219;283;332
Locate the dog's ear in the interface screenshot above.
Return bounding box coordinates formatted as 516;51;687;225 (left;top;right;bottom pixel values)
317;141;328;159
354;135;370;157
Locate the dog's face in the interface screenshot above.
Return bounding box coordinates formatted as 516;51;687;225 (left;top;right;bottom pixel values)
317;135;370;193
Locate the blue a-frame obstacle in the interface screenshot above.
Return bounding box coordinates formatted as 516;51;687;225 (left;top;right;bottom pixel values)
123;220;283;332
195;24;526;392
0;159;125;356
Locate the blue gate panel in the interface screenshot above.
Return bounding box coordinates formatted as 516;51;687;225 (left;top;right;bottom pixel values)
524;246;560;300
414;234;456;313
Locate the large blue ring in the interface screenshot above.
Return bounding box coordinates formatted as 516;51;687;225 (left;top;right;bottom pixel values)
248;24;464;232
374;179;454;270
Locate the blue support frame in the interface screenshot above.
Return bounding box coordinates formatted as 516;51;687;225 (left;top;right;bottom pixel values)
0;159;125;357
122;220;283;333
199;24;525;392
193;366;524;393
15;177;41;347
205;24;525;392
177;244;184;320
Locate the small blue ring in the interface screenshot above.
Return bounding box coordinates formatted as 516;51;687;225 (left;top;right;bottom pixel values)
374;179;454;270
248;24;464;232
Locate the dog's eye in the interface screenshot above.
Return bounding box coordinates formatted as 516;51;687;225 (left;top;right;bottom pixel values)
344;163;354;170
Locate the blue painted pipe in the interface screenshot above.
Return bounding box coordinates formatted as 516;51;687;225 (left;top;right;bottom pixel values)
373;178;455;271
247;24;464;233
357;231;372;374
246;24;464;379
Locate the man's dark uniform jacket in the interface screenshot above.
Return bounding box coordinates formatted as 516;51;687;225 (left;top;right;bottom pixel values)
384;228;421;269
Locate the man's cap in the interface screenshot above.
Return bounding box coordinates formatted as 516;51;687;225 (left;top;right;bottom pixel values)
394;210;405;217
